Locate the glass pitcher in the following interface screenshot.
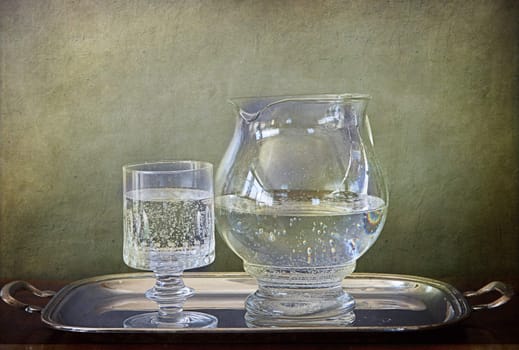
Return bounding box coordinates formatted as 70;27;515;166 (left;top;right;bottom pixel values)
215;94;388;327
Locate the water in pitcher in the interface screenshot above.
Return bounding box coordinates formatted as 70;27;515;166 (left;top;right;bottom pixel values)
216;190;386;268
123;188;215;270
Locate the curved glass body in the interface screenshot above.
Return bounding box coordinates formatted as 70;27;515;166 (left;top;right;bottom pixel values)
215;94;388;327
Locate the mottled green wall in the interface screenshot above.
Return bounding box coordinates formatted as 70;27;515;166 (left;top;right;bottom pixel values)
1;0;517;282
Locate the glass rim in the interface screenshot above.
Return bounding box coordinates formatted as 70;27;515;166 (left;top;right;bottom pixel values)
123;160;213;174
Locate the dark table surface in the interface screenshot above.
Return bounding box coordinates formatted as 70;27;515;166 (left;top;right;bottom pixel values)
0;277;518;349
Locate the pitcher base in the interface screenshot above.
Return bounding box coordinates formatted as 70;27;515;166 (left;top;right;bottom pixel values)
243;263;356;328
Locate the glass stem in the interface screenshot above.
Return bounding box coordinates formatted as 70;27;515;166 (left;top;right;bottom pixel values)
145;269;194;323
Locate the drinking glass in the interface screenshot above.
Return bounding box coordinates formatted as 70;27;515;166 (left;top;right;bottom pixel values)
122;161;217;328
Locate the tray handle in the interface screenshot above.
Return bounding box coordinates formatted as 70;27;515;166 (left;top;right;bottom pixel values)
463;281;514;311
1;280;56;314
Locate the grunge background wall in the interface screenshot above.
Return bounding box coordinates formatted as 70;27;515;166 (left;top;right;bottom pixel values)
1;0;517;282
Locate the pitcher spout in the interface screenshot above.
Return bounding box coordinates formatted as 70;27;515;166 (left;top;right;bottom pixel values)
229;96;282;123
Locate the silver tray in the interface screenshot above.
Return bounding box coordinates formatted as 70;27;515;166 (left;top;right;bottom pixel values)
1;272;513;333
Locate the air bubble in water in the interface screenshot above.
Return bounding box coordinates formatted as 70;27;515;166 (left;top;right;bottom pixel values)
307;247;313;264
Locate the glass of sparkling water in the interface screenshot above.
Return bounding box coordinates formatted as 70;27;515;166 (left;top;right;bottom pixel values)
122;161;217;328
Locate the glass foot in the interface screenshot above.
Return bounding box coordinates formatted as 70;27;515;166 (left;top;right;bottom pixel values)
123;262;218;329
123;311;218;328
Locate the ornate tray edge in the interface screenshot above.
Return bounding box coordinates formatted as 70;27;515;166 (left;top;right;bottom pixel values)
38;272;473;333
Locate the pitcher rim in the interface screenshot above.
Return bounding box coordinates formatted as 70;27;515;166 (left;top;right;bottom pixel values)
229;93;371;122
229;93;371;105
